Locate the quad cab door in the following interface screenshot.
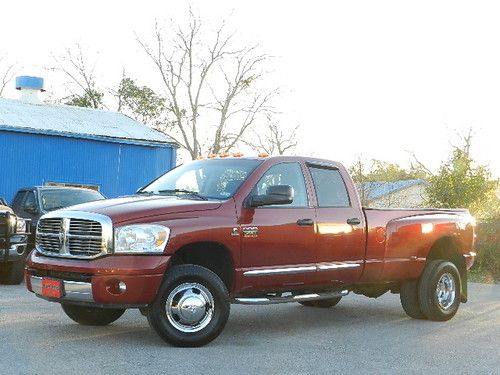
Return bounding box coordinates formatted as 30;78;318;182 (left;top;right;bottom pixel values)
238;161;317;293
306;163;366;285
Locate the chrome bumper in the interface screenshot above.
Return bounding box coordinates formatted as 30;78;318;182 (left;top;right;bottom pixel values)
30;276;94;303
0;243;26;261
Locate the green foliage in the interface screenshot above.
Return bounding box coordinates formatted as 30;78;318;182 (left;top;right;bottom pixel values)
470;218;500;282
116;77;166;127
349;158;428;183
65;89;104;109
425;148;498;218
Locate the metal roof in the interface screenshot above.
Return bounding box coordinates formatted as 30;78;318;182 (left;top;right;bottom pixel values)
358;179;428;201
0;98;177;147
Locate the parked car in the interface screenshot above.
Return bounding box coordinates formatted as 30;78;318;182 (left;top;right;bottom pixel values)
25;156;476;346
0;202;30;284
11;186;105;249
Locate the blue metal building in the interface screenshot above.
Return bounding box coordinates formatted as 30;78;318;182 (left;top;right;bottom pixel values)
0;77;178;203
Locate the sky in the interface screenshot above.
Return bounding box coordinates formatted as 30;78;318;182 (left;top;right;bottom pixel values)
1;0;499;176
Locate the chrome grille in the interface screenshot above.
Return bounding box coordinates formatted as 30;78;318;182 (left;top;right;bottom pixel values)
36;212;112;259
38;218;63;233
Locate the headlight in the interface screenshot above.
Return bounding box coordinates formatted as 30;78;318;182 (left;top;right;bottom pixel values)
114;224;170;254
16;218;27;233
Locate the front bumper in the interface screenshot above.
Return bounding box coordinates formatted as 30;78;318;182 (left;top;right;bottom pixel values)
26;251;171;307
1;237;28;262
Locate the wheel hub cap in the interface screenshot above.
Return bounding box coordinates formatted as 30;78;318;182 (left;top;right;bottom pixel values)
435;273;456;310
166;282;214;333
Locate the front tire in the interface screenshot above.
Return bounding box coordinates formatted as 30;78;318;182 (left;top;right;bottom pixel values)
147;265;230;347
0;260;25;285
61;304;125;326
299;297;342;308
418;260;461;321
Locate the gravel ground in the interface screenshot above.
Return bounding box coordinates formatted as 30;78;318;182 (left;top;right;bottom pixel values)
0;282;499;375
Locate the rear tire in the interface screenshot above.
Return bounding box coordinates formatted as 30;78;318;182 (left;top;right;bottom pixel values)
418;260;461;321
61;304;125;326
299;297;342;308
400;279;426;319
147;265;230;347
0;260;25;285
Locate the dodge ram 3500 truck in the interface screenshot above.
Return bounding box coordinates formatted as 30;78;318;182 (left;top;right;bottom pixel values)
26;156;476;347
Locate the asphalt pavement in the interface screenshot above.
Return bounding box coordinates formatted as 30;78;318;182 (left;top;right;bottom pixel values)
0;282;499;375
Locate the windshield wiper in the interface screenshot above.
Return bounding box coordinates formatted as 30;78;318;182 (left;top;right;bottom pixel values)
136;190;154;195
157;189;208;200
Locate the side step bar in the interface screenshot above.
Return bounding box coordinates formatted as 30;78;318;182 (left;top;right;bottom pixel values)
233;290;349;305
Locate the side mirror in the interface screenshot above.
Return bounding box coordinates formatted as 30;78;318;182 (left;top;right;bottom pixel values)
247;185;294;208
24;204;39;215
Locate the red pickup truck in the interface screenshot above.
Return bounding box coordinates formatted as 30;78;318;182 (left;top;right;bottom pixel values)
26;156;476;347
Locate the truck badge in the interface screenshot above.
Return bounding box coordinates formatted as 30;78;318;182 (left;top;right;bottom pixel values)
242;227;258;237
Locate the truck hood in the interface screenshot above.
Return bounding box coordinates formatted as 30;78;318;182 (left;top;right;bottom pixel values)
62;195;222;224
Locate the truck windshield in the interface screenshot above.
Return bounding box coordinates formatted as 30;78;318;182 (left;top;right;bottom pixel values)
140;159;262;200
41;189;105;211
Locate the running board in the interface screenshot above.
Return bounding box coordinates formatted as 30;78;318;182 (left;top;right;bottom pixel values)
233;290;349;305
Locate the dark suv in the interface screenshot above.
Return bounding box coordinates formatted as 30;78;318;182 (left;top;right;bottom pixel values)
12;187;105;249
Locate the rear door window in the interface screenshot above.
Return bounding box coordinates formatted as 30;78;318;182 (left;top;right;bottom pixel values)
308;166;350;207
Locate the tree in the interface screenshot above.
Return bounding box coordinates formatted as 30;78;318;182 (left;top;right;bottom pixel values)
113;75;166;128
243;115;299;155
52;46;167;128
52;45;104;109
138;11;277;159
425;131;498;217
0;55;16;97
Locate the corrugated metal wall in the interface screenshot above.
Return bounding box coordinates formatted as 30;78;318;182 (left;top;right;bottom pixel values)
0;130;176;203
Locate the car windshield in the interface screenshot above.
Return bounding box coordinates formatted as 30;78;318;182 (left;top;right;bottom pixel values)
41;189;105;211
140;159;262;200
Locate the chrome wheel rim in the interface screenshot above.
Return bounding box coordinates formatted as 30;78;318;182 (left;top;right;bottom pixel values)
165;282;214;333
435;273;456;310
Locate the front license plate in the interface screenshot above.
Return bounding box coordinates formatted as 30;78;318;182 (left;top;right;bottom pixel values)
41;278;64;299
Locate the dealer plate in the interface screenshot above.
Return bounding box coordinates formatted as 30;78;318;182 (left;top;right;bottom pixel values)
41;278;64;299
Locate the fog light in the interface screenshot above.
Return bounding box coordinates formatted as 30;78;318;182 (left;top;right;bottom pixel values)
105;279;127;295
118;281;127;293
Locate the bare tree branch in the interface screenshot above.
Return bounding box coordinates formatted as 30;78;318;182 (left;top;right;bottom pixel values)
0;56;16;96
138;11;277;159
243;115;299;155
52;44;105;109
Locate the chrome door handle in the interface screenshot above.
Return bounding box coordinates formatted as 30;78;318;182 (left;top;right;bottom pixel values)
297;218;314;226
346;218;361;225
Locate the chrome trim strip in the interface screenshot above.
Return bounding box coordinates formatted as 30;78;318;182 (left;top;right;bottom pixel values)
35;210;113;260
244;265;317;277
316;262;361;271
243;262;361;277
30;276;94;302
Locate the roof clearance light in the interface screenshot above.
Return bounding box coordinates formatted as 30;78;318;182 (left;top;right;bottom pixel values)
207;154;217;159
196;156;205;160
233;152;244;157
421;223;434;234
219;152;230;158
258;152;269;157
